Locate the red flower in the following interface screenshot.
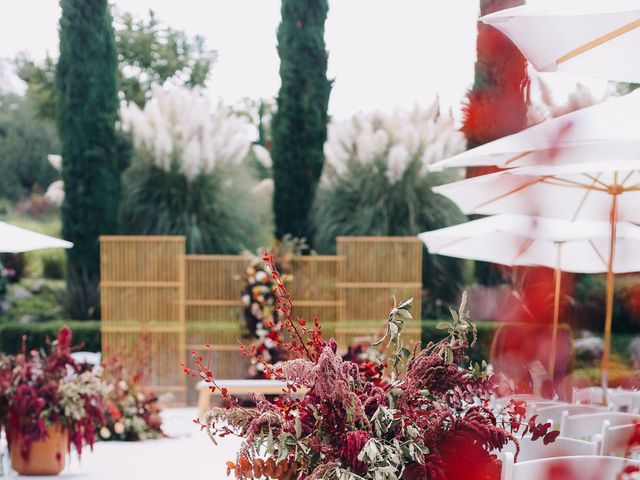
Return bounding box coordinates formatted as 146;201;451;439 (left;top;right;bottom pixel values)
338;430;370;473
56;326;72;350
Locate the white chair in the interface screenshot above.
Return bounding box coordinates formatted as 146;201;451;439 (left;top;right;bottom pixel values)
534;404;607;429
601;423;640;458
506;435;600;462
71;351;102;368
501;454;640;480
573;386;607;405
493;394;544;409
610;390;640;413
562;412;640;440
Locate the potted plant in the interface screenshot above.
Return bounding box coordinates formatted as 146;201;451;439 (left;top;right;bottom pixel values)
0;326;105;475
190;253;558;480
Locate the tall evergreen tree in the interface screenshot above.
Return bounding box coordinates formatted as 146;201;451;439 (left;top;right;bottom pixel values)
462;0;529;285
57;0;121;318
271;0;331;241
463;0;528;162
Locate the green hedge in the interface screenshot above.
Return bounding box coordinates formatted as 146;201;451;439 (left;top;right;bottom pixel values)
0;320;633;369
0;320;101;354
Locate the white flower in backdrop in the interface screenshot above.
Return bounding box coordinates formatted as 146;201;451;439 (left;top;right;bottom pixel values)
44;154;64;206
120;85;252;181
527;74;612;125
322;100;465;186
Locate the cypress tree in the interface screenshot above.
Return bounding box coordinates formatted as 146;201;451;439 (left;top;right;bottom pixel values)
462;0;528;285
57;0;121;318
271;0;331;241
463;0;528;159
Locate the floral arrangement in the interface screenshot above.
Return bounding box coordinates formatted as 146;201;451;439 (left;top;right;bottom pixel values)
241;238;309;378
0;327;105;461
241;256;284;378
99;360;164;441
191;253;556;480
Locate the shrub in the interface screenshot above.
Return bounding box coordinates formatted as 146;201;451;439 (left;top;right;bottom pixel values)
14;194;58;219
0;320;101;354
312;104;470;311
41;250;66;279
573;274;640;334
0;94;59;202
0;253;26;283
120;85;271;253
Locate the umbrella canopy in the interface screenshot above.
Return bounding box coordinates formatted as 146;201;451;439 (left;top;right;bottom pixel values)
419;214;640;274
433;161;640;392
432;161;640;223
481;1;640;82
429;90;640;172
420;214;640;375
0;222;73;253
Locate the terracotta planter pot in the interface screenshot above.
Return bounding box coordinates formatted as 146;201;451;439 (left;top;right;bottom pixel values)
10;424;68;476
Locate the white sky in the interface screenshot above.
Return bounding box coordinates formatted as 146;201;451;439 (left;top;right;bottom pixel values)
0;0;608;121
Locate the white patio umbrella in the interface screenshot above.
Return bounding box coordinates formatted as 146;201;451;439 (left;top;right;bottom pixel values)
480;0;640;82
0;222;73;253
429;89;640;172
419;214;640;375
433;160;640;391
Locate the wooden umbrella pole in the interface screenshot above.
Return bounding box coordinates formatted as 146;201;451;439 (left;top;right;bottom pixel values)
602;190;619;404
549;242;562;378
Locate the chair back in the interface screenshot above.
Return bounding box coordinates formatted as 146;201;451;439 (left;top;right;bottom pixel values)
492;394;546;410
515;435;600;462
507;456;640;480
610;390;640;413
534;404;606;429
572;386;606;405
562;412;640;440
601;423;640;458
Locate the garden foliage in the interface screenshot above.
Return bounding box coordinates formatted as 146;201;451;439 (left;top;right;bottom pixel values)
0;94;58;201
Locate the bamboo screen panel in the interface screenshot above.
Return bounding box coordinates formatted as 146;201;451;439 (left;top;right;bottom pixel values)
286;256;344;335
336;237;422;348
100;236;186;404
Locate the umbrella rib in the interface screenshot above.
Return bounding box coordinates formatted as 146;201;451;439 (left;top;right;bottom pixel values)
619;170;636;187
571;175;602;222
588;239;609;270
504;151;533;167
474;177;542;210
540;177;607;191
512;237;535;264
556;17;640;66
583;174;614;190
